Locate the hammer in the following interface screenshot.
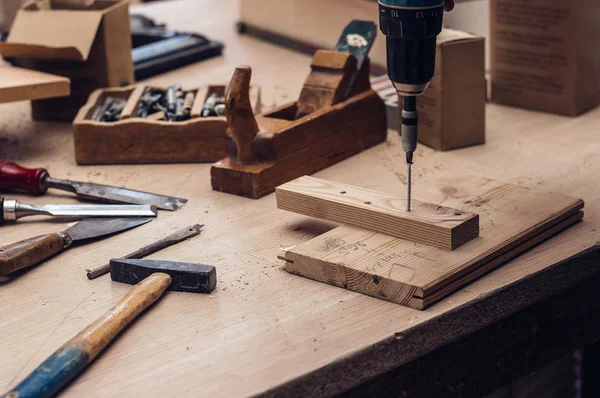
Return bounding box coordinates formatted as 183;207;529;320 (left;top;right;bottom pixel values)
2;259;216;398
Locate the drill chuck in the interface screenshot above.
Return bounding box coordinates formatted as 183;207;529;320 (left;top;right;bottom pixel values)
402;96;418;163
378;0;444;96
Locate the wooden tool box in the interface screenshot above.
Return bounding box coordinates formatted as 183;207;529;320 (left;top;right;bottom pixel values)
211;50;388;199
73;84;261;164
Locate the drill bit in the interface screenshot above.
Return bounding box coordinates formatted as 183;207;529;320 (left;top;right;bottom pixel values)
406;162;412;212
402;96;418;212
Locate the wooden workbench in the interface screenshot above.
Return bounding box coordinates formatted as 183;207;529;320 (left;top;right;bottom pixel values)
1;1;599;396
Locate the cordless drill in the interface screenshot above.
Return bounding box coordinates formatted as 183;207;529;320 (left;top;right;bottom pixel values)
378;0;445;211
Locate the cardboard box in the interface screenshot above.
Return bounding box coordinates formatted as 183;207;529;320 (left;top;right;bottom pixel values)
0;0;134;121
412;28;486;151
491;0;600;116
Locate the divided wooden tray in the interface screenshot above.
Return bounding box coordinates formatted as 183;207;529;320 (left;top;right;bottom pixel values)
279;176;584;310
73;84;261;164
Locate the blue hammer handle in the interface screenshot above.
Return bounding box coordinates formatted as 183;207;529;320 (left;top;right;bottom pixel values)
2;274;171;398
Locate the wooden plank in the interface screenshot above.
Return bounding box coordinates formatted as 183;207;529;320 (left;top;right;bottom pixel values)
273;245;600;397
283;176;584;309
276;176;480;250
0;66;69;104
341;255;600;398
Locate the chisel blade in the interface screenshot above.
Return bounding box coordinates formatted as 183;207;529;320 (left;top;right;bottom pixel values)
39;203;157;218
64;181;187;211
65;218;152;242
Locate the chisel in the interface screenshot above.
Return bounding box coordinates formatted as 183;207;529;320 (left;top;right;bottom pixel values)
0;197;157;224
0;160;187;211
0;218;151;277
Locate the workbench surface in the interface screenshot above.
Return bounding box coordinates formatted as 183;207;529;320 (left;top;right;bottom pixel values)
1;1;599;397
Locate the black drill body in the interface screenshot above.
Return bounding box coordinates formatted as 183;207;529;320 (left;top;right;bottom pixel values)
379;2;444;96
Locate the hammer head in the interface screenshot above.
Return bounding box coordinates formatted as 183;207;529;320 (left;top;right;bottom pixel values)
110;258;217;293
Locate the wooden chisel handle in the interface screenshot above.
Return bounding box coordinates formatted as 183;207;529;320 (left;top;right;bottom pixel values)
0;160;48;194
2;273;171;398
0;233;71;276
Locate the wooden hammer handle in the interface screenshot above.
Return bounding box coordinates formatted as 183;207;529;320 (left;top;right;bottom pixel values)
2;273;172;398
0;233;69;277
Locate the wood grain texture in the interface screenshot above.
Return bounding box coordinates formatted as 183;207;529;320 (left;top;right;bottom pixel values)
225;66;259;164
0;233;67;276
276;176;479;250
211;88;387;199
341;247;600;398
296;50;356;119
1;1;600;397
73;273;171;360
283;176;584;309
0;66;70;104
72;84;260;164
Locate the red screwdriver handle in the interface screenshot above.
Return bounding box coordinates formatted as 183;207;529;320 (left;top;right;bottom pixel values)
0;160;48;194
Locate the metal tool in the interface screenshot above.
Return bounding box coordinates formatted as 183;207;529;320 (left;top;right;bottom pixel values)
201;92;224;117
92;97;113;122
0;160;187;211
294;20;376;122
93;96;127;122
2;258;216;398
378;0;445;210
87;223;204;279
335;20;378;100
0;197;156;224
175;97;185;121
0;218;151;277
137;88;164;118
182;91;195;118
166;84;180;121
130;14;224;80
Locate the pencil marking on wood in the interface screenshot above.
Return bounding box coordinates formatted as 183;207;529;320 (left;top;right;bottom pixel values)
276;176;480;250
282;176;585;309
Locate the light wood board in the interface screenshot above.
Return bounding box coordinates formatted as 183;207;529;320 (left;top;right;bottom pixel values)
283;176;584;309
276;176;480;250
0;66;70;104
0;0;599;397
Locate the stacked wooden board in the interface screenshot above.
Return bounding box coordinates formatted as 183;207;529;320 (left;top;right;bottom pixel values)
277;176;584;309
276;176;480;250
0;66;69;104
